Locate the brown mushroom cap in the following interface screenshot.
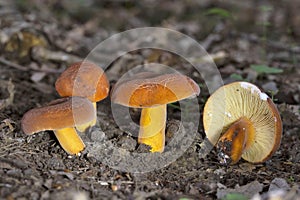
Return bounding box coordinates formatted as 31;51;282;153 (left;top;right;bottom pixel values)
55;61;109;102
21;96;96;135
203;81;282;163
111;72;200;108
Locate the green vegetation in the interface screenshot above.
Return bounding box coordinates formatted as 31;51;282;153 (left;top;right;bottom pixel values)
288;175;295;183
268;90;279;102
204;8;232;19
250;64;283;75
230;73;246;81
222;193;248;200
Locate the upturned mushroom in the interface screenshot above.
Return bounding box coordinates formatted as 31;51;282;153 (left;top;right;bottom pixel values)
21;96;96;155
111;72;200;152
203;82;282;164
55;61;109;131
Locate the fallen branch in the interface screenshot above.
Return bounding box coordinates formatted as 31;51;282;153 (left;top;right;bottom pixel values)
0;56;63;74
0;57;28;71
0;79;15;110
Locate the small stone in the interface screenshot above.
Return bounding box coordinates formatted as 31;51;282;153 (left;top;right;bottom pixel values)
117;135;137;151
6;169;22;178
262;81;278;93
46;157;65;170
23;168;37;176
90;130;106;142
217;180;263;199
214;168;226;176
269;178;290;192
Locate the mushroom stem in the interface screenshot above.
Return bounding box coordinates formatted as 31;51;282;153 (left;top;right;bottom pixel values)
217;117;255;164
76;102;97;132
54;127;85;155
138;104;166;152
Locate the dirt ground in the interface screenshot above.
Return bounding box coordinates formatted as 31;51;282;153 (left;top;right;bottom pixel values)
0;1;299;199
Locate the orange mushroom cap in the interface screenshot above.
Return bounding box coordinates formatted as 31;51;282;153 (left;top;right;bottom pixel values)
203;81;282;163
21;96;96;134
111;72;200;108
55;61;109;102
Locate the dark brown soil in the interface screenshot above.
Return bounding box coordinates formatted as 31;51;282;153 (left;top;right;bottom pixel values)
0;1;299;199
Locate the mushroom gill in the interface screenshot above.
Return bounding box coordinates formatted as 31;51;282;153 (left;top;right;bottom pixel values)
203;81;282;164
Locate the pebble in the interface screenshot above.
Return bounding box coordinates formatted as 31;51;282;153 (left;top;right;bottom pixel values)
46;157;65;170
262;81;278;93
117;135;137;151
269;178;290;192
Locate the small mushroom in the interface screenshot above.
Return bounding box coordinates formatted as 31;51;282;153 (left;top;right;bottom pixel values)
21;97;96;155
55;61;109;132
203;81;282;164
111;72;200;152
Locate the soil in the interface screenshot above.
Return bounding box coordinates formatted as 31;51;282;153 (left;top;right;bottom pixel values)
0;1;299;200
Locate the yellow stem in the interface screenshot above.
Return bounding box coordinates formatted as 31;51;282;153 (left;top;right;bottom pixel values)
76;102;97;132
53;127;85;155
138;104;166;153
217;117;254;164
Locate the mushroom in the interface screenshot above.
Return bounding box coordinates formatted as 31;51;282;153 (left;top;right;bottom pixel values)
21;96;96;155
55;61;109;132
111;72;200;152
203;81;282;164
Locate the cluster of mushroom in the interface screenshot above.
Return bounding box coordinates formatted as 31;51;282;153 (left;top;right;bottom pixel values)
22;61;282;164
21;62;200;155
22;61;110;155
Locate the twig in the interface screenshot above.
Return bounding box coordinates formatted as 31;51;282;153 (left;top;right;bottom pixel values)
200;33;222;50
0;57;28;71
0;141;20;151
96;180;134;186
0;57;63;73
31;46;81;65
0;79;15;110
